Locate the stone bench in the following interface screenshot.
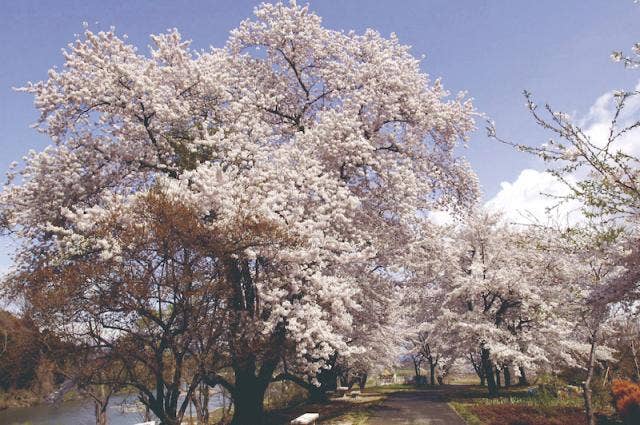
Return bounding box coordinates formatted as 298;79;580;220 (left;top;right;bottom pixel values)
349;390;361;398
291;412;320;425
336;386;349;397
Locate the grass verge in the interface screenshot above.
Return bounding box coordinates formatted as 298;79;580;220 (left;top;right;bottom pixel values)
449;401;483;425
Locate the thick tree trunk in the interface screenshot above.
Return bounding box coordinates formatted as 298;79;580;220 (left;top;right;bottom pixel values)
230;355;279;425
308;384;328;402
323;367;339;392
504;366;511;388
518;367;528;386
495;366;501;389
481;348;498;397
231;372;269;425
226;257;278;425
153;408;180;425
231;386;267;425
147;390;182;425
480;374;486;386
430;363;436;386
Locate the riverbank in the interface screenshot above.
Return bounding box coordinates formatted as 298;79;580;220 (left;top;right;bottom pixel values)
0;393;153;425
0;389;41;410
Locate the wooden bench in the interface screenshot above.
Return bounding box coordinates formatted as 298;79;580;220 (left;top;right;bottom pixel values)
349;390;361;398
291;412;320;424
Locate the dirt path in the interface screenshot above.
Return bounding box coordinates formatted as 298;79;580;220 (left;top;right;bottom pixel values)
366;390;467;425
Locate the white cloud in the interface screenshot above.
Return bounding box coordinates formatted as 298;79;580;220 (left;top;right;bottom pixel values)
486;80;640;226
486;169;583;226
580;81;640;157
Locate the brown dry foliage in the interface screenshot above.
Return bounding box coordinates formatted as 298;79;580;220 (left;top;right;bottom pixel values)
611;380;640;424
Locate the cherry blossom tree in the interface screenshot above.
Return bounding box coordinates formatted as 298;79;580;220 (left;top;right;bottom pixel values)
1;2;478;424
417;212;590;396
406;324;451;386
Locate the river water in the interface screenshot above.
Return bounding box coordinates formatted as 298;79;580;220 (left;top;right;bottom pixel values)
0;393;224;425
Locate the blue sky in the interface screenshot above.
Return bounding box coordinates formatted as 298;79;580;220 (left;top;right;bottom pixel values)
0;0;639;270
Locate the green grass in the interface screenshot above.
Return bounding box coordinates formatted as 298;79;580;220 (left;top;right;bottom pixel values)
450;401;484;425
471;393;584;409
447;374;485;385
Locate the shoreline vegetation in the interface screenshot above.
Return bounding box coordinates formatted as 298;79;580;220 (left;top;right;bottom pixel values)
0;388;40;410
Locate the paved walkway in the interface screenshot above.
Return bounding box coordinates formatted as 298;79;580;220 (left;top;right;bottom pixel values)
367;390;467;425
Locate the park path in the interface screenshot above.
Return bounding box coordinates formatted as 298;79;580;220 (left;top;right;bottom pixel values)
366;390;467;425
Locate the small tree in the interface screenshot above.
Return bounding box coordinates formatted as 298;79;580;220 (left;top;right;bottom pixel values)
6;193;226;425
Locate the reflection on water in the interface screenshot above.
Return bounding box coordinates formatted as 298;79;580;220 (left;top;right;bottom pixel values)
0;393;224;425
